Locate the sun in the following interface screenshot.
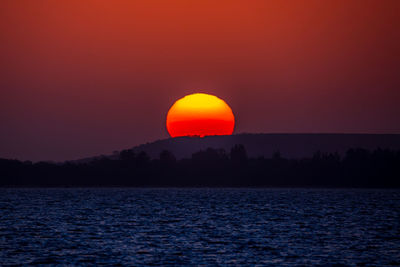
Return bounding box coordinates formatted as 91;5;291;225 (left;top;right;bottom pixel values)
166;93;235;138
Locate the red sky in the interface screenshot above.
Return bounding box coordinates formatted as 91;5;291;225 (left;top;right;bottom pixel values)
1;0;399;161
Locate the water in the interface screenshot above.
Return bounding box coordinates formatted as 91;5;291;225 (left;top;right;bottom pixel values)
0;189;399;266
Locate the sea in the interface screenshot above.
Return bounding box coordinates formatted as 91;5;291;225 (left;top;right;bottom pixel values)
0;188;399;266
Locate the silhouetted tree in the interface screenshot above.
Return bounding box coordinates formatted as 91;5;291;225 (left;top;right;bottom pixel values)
159;150;177;166
272;151;281;160
119;149;135;161
136;151;150;166
230;144;248;165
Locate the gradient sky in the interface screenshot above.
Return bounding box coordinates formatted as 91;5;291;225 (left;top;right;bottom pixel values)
1;0;399;161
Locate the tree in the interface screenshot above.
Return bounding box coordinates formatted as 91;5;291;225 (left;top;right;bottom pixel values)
160;150;176;164
230;144;248;165
119;149;135;161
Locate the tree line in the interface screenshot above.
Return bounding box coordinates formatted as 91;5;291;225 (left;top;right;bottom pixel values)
1;145;399;187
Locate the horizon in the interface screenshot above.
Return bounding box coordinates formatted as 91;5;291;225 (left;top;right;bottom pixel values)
6;132;400;163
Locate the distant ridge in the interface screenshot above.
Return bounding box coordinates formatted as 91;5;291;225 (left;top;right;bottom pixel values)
85;133;396;160
72;133;400;163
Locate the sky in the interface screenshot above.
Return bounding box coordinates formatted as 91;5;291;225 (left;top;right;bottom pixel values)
1;0;399;161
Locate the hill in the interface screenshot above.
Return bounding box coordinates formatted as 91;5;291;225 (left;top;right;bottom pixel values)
129;133;400;159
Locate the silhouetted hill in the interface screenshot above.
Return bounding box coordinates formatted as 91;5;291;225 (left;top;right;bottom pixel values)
127;133;400;160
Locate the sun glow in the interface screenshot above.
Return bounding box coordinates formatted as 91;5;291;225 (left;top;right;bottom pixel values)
166;93;235;137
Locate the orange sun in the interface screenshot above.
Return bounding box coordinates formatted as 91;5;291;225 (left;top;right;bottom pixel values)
166;93;235;138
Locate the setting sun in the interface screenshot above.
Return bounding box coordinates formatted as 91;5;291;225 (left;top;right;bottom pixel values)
166;93;235;137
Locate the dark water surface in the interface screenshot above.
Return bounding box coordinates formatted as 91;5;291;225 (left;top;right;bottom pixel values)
0;189;399;266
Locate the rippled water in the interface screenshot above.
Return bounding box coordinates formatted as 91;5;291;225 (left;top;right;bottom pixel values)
0;189;399;266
